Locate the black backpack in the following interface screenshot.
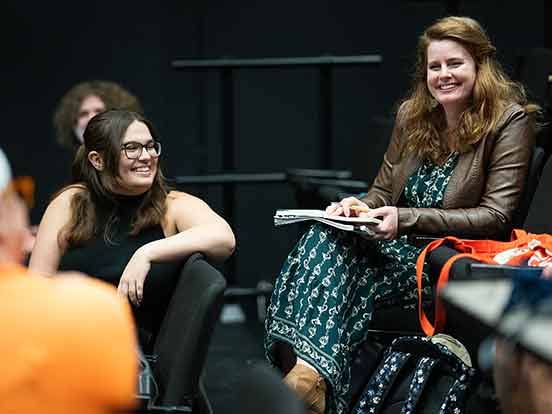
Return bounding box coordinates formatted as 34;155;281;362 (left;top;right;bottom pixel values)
353;335;476;414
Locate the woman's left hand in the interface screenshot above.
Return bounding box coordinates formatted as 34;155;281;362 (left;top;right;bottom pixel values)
117;248;151;306
360;206;398;240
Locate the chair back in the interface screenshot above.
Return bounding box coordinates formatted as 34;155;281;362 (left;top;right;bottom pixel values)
153;253;226;410
511;135;552;228
512;48;552;228
286;168;354;209
514;48;552;105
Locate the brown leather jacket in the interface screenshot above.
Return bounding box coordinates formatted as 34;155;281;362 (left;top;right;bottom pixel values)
361;104;535;239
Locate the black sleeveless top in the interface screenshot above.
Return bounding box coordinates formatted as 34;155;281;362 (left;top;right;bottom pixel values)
58;194;183;349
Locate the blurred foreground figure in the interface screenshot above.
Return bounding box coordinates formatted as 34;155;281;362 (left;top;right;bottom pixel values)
0;147;137;413
493;285;552;414
441;271;552;414
494;338;552;414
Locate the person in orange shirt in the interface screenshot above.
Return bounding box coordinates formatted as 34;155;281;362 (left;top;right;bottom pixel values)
0;147;137;413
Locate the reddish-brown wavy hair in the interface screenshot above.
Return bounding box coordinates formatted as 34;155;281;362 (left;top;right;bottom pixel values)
400;16;538;162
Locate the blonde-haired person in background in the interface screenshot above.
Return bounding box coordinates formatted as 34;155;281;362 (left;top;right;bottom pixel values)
265;16;538;414
54;80;143;152
0;147;137;413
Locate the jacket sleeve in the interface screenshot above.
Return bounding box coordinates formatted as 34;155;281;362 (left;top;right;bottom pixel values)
360;111;404;208
397;108;535;238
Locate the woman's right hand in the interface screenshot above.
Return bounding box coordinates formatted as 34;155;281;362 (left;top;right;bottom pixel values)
117;247;152;307
325;196;369;217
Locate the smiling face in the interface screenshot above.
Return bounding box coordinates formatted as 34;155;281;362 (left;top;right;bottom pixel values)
426;39;477;123
115;121;159;196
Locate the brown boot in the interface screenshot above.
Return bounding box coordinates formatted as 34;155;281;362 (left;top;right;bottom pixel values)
284;364;326;414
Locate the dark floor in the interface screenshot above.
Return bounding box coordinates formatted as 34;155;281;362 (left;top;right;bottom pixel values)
204;317;267;414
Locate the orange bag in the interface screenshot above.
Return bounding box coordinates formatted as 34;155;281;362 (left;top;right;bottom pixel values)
415;229;552;336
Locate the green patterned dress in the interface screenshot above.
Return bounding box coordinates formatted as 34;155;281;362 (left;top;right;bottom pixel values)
265;153;459;414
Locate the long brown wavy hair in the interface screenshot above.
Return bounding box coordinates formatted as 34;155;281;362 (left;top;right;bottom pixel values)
400;16;538;162
58;110;167;248
53;80;143;150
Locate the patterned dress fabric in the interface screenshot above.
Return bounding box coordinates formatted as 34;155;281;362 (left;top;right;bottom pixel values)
265;153;460;414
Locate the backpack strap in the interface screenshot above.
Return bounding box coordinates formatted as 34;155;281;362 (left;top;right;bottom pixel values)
415;237;467;336
424;252;481;336
431;339;476;414
438;372;474;414
416;237;492;336
354;351;410;414
400;356;438;414
511;228;528;240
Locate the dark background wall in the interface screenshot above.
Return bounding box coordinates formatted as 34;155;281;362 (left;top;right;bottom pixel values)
3;0;550;288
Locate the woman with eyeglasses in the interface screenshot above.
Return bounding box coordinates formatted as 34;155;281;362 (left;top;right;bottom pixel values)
29;109;236;350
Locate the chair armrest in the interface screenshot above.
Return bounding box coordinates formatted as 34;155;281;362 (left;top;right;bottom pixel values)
224;282;273;302
287;176;370;209
469;263;543;279
147;405;193;413
169;172;287;185
118;403;192;413
286;168;353;180
407;233;493;248
287;175;367;191
407;234;440;248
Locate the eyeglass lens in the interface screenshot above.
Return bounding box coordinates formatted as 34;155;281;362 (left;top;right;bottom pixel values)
123;142;161;159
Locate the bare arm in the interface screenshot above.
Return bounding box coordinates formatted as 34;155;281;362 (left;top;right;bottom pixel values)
118;191;235;305
28;188;80;275
143;191;236;263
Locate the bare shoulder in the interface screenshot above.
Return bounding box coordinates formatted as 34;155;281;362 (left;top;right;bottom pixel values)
166;190;210;211
166;190;194;202
164;190;217;233
39;184;87;234
30;185;89;273
49;184;87;210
